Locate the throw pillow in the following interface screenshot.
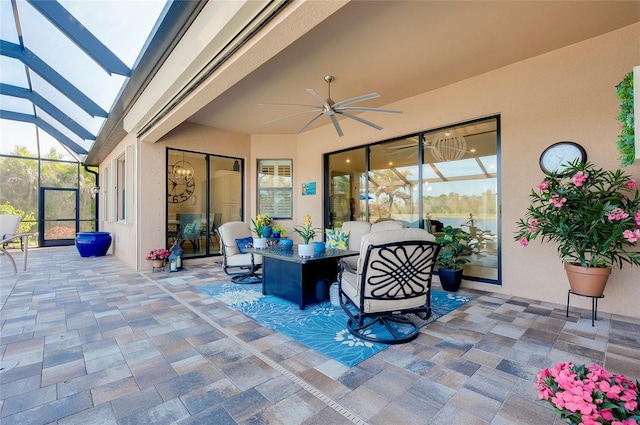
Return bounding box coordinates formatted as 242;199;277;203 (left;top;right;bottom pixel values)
235;237;253;254
325;229;350;250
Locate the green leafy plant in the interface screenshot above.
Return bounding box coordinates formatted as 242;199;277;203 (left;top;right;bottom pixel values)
271;225;286;236
293;214;319;244
616;71;635;167
436;226;474;270
515;160;640;268
250;214;271;237
0;202;36;234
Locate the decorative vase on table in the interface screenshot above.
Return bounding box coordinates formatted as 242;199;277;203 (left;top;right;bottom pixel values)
279;238;293;251
152;259;164;268
297;243;314;257
564;263;611;297
293;214;320;258
253;237;268;249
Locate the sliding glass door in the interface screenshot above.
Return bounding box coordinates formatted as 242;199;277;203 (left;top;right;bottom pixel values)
167;149;243;259
326;116;499;284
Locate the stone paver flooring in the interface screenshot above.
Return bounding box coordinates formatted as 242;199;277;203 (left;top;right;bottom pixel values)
1;246;639;424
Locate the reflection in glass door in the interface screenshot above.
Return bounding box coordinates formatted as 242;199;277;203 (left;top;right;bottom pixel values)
39;187;78;246
209;157;243;254
167;149;243;259
327;147;366;228
369;137;420;226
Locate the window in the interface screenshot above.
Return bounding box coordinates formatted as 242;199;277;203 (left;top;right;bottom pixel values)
102;165;110;222
109;145;134;224
116;154;126;221
257;159;292;219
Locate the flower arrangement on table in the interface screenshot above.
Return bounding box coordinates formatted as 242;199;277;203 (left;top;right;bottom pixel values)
271;225;286;238
145;248;171;262
514;160;640;269
536;362;640;425
250;214;272;238
293;214;319;244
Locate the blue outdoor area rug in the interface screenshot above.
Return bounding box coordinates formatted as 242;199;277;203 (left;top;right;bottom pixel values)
197;282;472;367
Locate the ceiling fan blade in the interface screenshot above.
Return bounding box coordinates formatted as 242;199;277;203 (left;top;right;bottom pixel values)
338;111;383;131
306;88;332;110
297;113;324;134
263;109;323;124
329;114;344;137
259;102;320;109
338;106;403;114
333;92;379;108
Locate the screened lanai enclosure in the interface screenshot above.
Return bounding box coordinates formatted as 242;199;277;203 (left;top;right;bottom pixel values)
0;0;184;247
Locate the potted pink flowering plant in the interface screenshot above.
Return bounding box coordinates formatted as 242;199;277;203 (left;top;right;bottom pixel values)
145;248;171;267
536;362;640;425
514;160;640;295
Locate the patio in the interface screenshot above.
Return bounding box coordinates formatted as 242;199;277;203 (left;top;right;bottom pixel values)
1;246;639;424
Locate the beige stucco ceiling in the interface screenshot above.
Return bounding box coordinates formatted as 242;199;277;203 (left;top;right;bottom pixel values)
161;1;640;139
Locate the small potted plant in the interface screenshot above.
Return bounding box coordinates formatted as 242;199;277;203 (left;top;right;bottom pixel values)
271;225;286;238
436;226;473;292
145;248;171;268
250;215;271;248
293;214;320;257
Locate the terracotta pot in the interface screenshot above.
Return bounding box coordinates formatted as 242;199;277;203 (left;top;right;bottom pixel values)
152;259;164;268
564;263;611;297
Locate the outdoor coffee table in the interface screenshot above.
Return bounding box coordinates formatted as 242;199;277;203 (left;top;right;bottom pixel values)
246;245;358;310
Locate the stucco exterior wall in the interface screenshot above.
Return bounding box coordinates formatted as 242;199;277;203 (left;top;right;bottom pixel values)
99;132;138;271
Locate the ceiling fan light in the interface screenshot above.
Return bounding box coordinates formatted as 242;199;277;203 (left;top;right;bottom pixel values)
431;131;467;161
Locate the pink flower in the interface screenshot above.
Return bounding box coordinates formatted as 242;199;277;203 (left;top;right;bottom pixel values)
636;210;640;227
601;409;614;421
550;194;567;207
623;229;640;243
537;362;640;425
606;207;630;221
528;219;539;232
537;180;550;191
519;237;529;247
627;179;637;190
573;171;588;187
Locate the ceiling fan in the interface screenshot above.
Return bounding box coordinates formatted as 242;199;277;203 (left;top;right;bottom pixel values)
260;75;402;137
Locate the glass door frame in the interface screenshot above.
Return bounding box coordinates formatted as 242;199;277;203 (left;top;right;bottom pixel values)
166;148;244;258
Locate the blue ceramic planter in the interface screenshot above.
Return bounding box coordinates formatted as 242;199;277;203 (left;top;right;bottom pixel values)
75;232;112;257
279;238;293;251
